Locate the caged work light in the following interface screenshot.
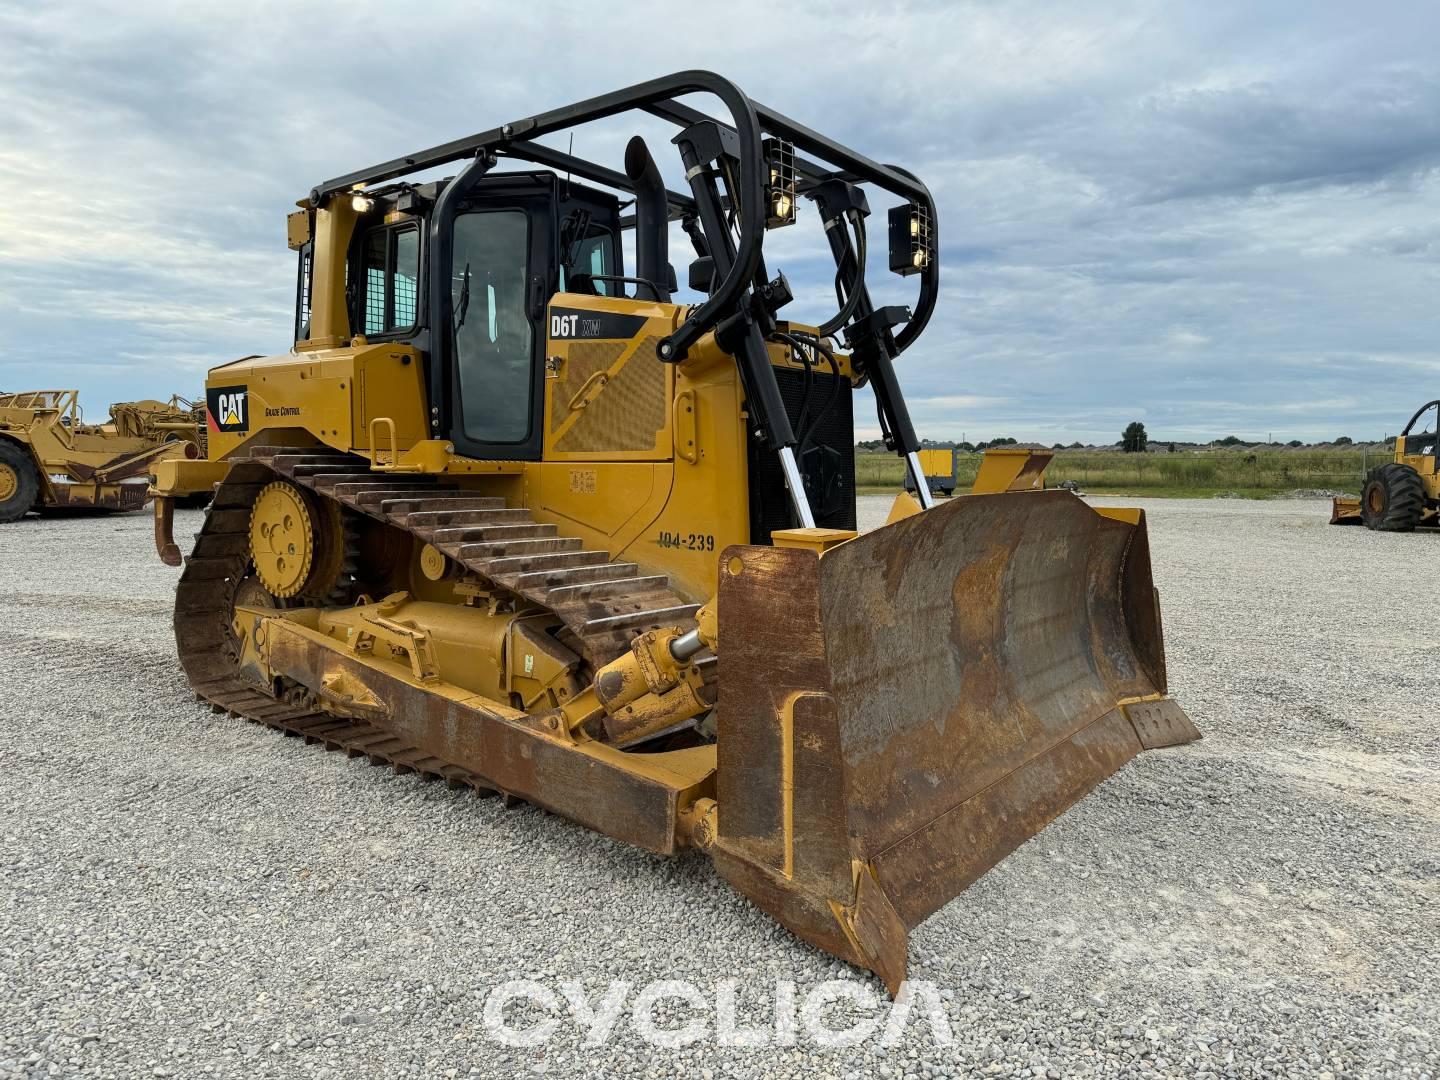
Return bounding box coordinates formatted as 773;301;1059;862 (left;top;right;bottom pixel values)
888;201;932;275
764;137;797;229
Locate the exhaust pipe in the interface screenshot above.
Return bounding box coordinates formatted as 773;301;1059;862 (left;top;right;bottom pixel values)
624;136;671;302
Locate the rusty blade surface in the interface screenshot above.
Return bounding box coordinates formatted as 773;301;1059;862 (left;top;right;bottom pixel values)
820;491;1164;886
713;490;1199;993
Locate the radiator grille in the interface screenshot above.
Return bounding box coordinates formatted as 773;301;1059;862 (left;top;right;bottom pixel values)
747;366;856;543
551;337;668;454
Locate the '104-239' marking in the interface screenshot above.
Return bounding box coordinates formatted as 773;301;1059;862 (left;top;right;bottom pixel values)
656;531;715;552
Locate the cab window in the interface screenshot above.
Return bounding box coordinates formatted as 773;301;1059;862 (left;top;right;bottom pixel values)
358;224;419;335
294;242;313;342
1409;404;1438;458
452;210;533;444
561;230;615;296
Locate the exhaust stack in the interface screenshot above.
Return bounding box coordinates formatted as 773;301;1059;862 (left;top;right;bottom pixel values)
625;136;671;302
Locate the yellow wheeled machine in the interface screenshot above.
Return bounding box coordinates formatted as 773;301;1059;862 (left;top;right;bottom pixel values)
902;447;957;496
153;72;1199;993
0;390;203;522
1331;400;1440;530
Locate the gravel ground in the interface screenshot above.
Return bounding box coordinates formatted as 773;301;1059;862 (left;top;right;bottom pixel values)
1;496;1436;1078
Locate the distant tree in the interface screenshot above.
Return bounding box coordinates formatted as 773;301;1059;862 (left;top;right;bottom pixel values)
1051;443;1065;450
1287;439;1303;448
856;439;886;451
1168;442;1177;453
1121;421;1148;453
1385;436;1397;449
1334;436;1353;446
1215;435;1244;447
1068;441;1085;449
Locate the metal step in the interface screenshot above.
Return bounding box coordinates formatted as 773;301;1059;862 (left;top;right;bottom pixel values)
511;562;641;590
580;604;702;636
401;508;533;530
453;536;584;561
287;464;374;479
350;486;461;507
544;575;670;602
428;523;557;545
379;495;507;514
259;451;358;467
329;481;449;500
478;549;612;575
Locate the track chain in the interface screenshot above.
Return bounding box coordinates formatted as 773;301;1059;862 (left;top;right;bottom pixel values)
248;447;700;667
174;451;709;791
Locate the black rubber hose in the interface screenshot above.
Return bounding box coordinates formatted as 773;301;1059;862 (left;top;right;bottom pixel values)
774;331;815;453
817;211;867;338
798;333;842;452
776;330;843;455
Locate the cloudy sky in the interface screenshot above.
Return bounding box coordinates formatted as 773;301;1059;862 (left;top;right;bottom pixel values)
2;1;1437;444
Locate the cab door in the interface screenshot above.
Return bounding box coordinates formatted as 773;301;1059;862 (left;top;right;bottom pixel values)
430;176;554;461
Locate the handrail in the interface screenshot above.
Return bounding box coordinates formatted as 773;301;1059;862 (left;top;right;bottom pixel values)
368;416;401;470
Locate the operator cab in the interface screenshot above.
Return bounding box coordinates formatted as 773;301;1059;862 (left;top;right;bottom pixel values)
295;173;627;462
1400;400;1440;463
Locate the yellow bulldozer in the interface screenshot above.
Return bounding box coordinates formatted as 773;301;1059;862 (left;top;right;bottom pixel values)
1331;400;1439;530
152;73;1199;993
0;389;203;522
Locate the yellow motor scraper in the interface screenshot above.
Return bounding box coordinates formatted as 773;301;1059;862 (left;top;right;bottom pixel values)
0;390;202;522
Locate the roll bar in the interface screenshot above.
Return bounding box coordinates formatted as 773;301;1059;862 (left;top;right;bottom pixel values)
309;70;939;365
1402;400;1440;437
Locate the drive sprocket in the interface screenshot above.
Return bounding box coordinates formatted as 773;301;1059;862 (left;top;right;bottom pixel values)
248;479;348;600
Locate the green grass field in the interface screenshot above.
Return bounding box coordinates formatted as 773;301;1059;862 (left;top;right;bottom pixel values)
855;448;1380;498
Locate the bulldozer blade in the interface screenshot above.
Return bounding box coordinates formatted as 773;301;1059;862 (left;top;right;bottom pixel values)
45;480;150;512
1330;496;1362;525
711;489;1199;994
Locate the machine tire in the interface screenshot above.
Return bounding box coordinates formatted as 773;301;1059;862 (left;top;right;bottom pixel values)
1360;462;1425;532
0;440;41;523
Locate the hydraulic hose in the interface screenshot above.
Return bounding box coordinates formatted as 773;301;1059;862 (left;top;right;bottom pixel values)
817;211;867;338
